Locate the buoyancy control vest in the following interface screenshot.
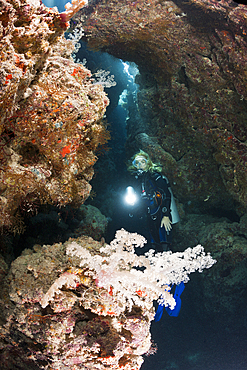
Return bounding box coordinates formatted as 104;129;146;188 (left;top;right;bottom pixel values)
136;171;180;224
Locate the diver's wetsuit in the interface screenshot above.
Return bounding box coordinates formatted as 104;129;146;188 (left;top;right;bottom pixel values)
131;170;172;252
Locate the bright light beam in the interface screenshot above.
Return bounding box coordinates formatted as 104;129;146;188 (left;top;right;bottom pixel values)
124;186;138;206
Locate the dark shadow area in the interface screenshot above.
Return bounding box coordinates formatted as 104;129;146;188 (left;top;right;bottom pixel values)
141;275;247;370
205;207;240;222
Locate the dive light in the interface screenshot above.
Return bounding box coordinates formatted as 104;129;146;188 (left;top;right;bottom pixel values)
124;186;138;206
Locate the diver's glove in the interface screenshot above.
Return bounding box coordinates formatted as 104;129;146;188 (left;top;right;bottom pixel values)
161;216;172;232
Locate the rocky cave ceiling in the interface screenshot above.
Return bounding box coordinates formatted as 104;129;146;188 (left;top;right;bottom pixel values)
73;0;247;214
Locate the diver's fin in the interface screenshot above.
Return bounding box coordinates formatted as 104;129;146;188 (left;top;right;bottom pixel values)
154;282;185;321
154;304;164;322
154;285;173;322
165;282;185;317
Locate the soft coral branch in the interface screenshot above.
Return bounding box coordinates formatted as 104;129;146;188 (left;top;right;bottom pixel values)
60;0;88;22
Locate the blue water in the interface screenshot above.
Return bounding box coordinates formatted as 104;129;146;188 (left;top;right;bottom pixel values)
42;0;67;12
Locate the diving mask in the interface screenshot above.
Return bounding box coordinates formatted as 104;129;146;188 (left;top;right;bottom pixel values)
132;156;148;169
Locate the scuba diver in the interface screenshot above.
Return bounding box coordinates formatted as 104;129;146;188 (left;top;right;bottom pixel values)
125;150;180;252
125;150;184;320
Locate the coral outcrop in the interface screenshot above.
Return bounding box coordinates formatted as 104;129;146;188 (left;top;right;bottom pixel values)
0;229;215;369
0;0;110;233
75;0;247;211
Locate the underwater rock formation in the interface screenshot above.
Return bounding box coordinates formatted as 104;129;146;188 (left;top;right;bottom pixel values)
75;0;247;211
0;229;215;369
75;204;108;240
0;0;110;233
172;212;247;328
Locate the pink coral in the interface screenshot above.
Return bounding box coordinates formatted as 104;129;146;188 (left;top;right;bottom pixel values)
60;0;88;22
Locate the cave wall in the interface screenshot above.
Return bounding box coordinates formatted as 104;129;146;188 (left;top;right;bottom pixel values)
0;0;110;233
75;0;247;214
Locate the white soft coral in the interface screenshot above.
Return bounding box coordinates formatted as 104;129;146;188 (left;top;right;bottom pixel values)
40;229;216;316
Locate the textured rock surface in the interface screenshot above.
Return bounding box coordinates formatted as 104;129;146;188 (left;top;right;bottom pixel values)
0;235;153;370
75;0;247;211
172;212;247;329
75;204;108;240
0;0;110;233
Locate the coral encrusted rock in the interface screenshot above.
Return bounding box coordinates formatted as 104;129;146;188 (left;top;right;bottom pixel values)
0;0;110;233
0;235;153;370
0;229;215;369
